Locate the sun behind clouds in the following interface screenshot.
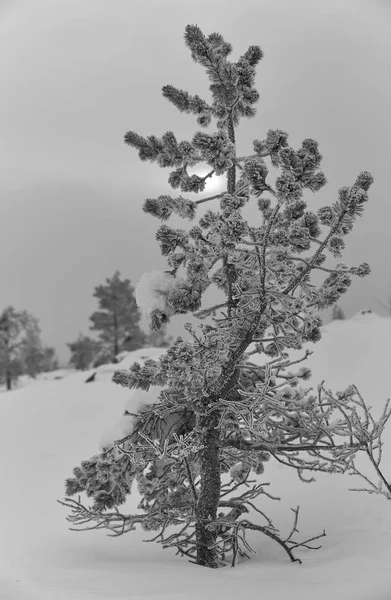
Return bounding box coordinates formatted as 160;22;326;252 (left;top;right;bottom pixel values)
197;168;226;195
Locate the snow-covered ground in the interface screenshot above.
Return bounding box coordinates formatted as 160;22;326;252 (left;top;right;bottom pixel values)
0;369;76;394
1;315;391;599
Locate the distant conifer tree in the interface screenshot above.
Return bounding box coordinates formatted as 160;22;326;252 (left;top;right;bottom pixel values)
377;286;391;316
67;335;101;371
62;26;390;569
90;271;145;360
40;346;59;372
331;304;345;320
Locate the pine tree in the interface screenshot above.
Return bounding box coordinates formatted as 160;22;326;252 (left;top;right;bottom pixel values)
331;304;345;320
62;26;390;568
90;271;145;360
68;335;101;371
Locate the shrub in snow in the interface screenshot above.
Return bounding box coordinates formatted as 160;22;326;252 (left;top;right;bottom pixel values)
61;25;391;569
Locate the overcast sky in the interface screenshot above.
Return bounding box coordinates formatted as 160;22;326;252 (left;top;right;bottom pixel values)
0;0;390;363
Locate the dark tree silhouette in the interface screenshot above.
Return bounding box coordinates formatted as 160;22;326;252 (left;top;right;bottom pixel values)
90;271;145;360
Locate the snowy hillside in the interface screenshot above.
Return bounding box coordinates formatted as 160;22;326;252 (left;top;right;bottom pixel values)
1;318;391;599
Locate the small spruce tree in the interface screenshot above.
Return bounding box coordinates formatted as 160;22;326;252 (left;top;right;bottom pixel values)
61;26;390;569
90;271;145;360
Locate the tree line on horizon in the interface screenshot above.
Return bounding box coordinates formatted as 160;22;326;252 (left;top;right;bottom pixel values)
67;271;172;371
0;271;171;390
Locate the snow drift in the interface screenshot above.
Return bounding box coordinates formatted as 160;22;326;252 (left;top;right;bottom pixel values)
0;316;391;599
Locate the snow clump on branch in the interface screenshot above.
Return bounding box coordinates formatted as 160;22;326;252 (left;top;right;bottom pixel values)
136;270;201;330
136;271;184;324
99;386;163;451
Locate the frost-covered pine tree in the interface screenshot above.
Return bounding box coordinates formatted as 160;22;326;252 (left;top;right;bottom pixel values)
61;25;390;569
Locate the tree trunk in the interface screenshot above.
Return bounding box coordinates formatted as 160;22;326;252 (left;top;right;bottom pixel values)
194;112;236;568
113;311;119;358
195;411;221;568
6;369;12;391
226;114;236;192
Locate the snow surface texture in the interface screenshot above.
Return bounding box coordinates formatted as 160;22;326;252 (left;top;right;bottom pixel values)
135;270;186;324
1;317;391;599
0;369;77;393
